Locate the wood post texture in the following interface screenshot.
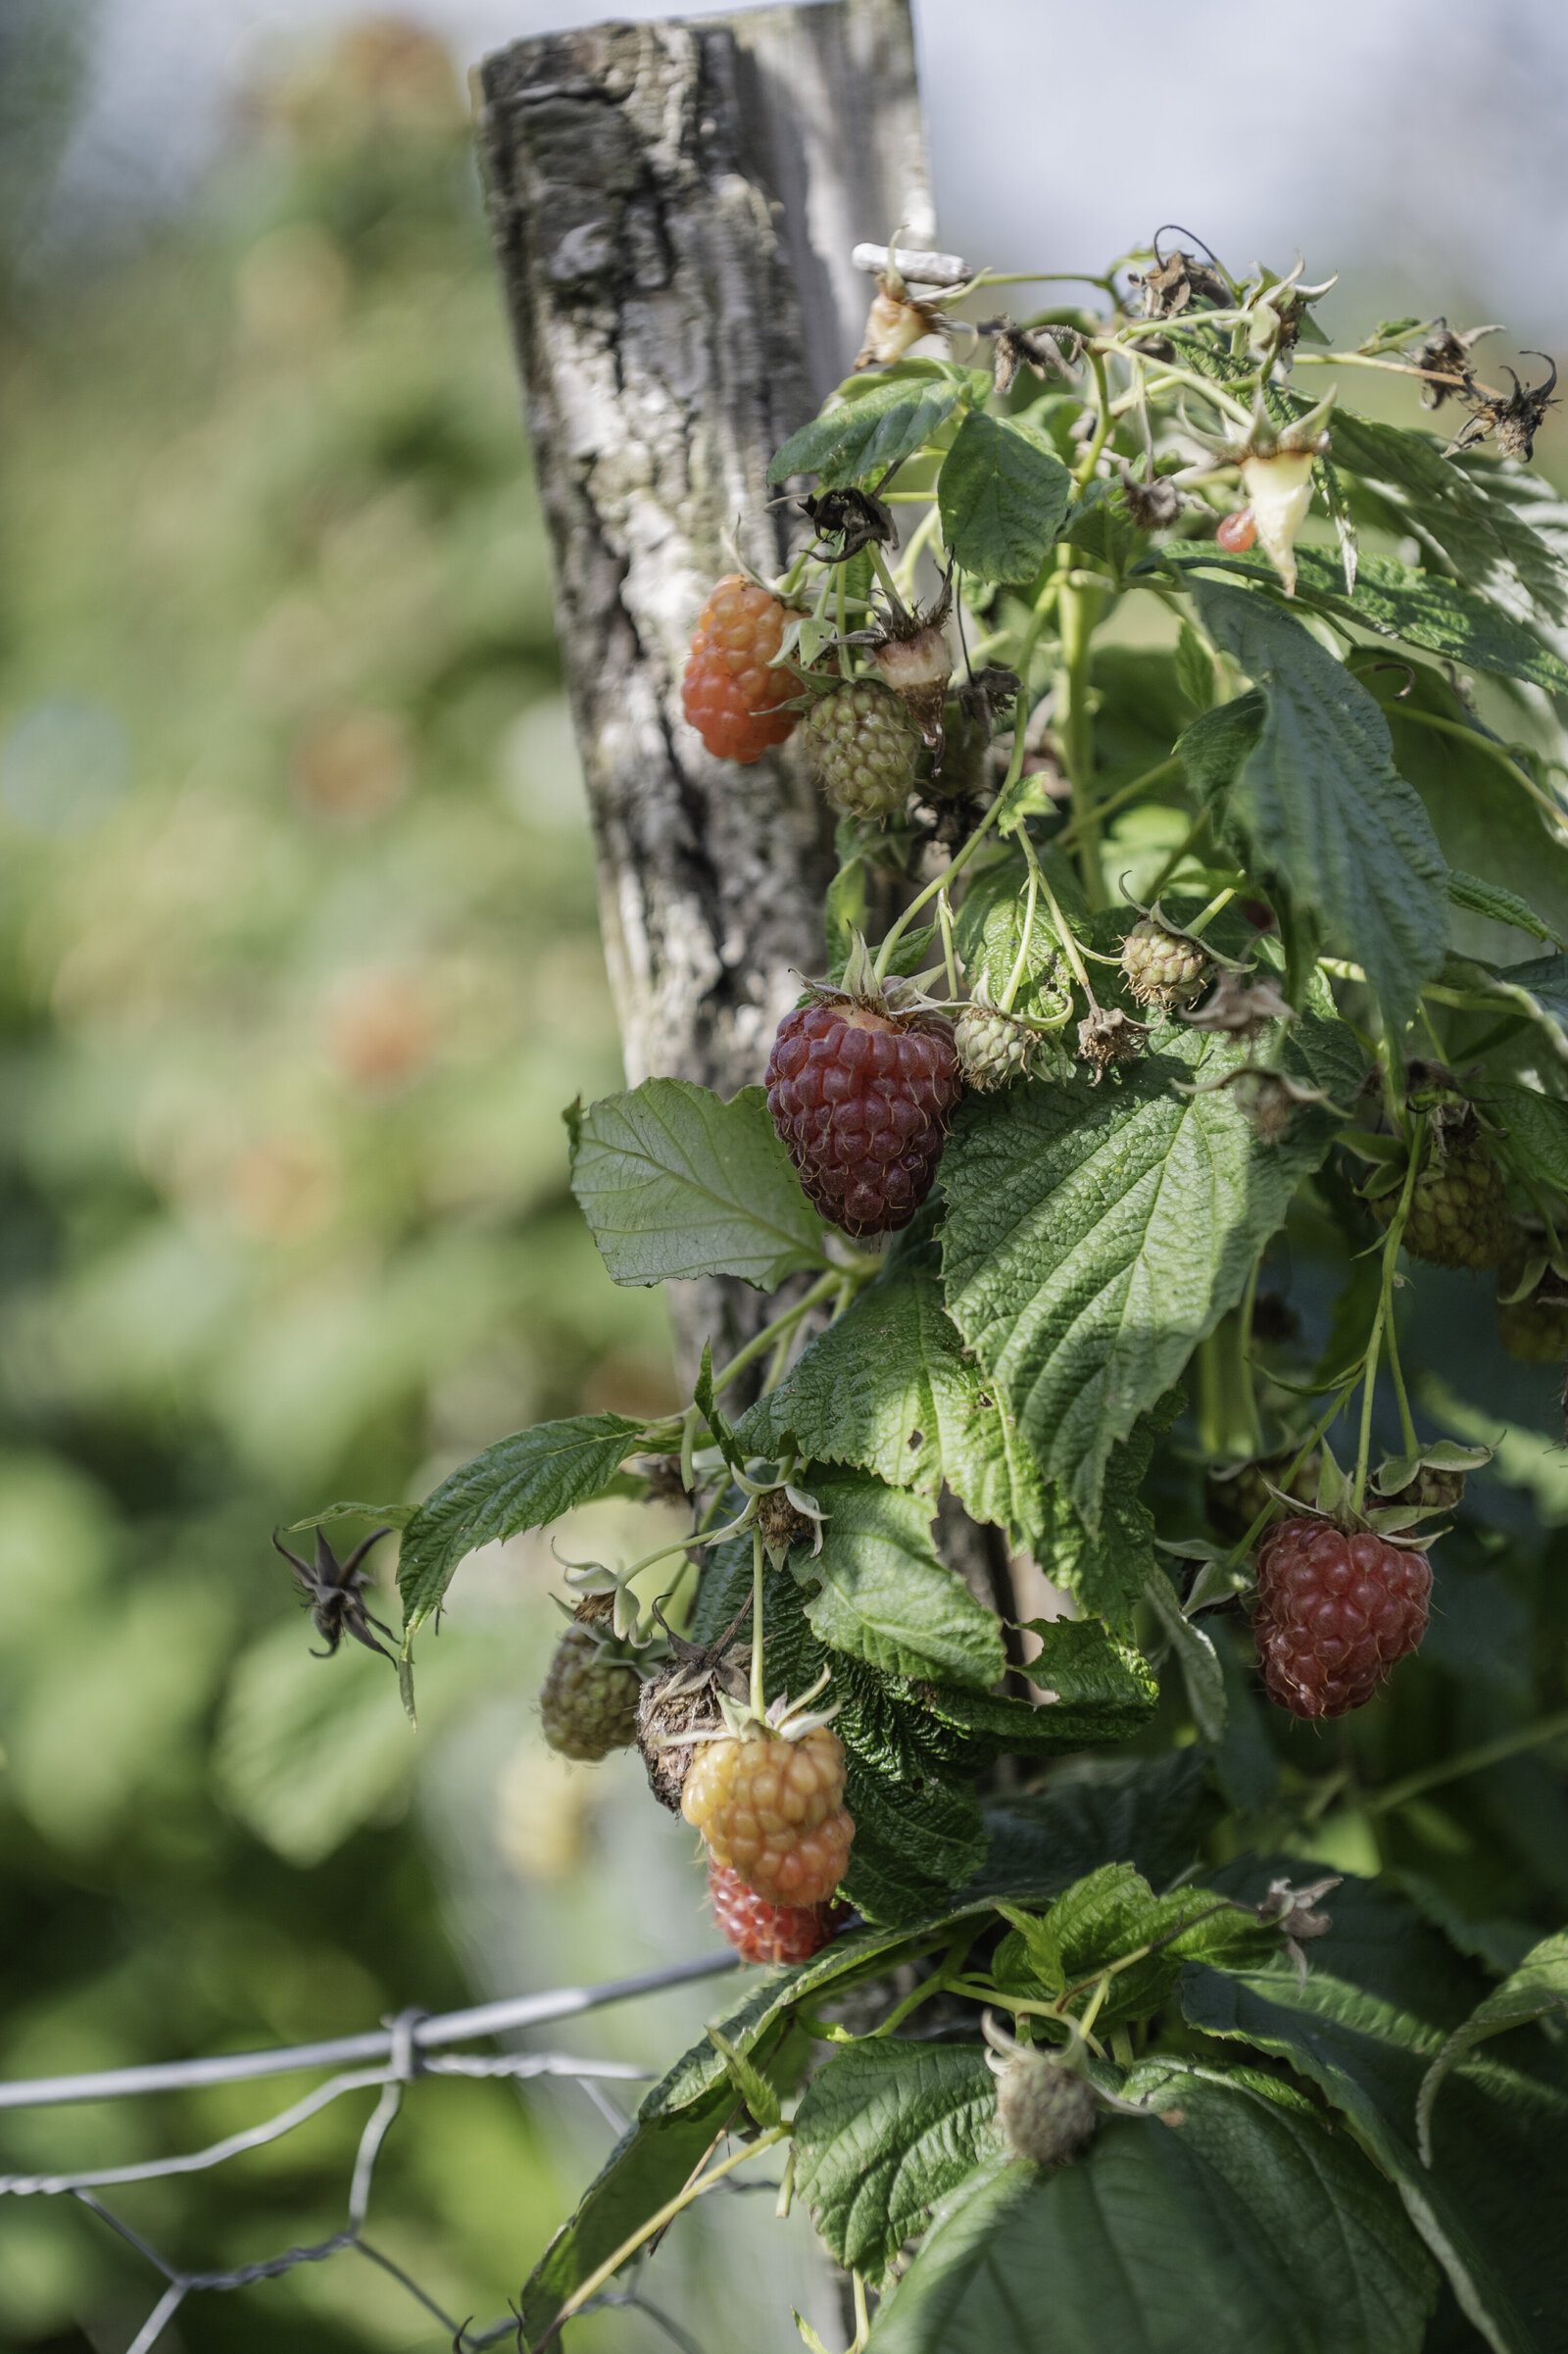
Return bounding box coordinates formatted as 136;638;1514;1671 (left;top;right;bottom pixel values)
476;1;932;1378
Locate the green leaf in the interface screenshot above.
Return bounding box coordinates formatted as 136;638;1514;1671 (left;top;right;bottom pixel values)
569;1078;826;1290
972;1749;1210;1905
1162;542;1568;695
768;373;966;489
932;1618;1156;1757
734;1243;1046;1548
795;2041;998;2280
990;1865;1275;2029
1175;617;1217;712
1328;415;1568;630
1486;1081;1568;1192
866;2060;1436;2354
1031;1403;1172;1629
793;1474;1006;1688
941;1033;1332;1529
1185;1869;1568;2354
287;1500;416;1535
1143;1567;1227;1742
1456;951;1568;1061
1448;870;1563;948
1418;1931;1568;2164
938;411;1074;585
1176;689;1265;828
950;846;1080;1021
1356;658;1568;962
1191;581;1447;1029
396;1413;645;1628
694;1342;744;1473
707;2021;782;2131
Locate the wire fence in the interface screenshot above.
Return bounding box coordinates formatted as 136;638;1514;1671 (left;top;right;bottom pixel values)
0;1949;742;2354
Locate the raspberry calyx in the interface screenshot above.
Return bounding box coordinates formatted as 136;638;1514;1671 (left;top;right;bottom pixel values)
681;574;800;764
763;939;959;1238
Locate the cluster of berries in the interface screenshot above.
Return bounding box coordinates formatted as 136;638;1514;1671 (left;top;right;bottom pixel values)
539;1584;855;1966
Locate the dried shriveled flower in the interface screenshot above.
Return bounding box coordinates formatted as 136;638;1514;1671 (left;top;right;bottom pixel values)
1254;1874;1342;1988
1077;1003;1150;1081
1182;970;1294;1042
1129;241;1230;322
854;236;951;369
636;1608;752;1812
1446;353;1559;462
1119;466;1183;531
1411;319;1503;411
985;318;1083;396
274;1525;396;1660
796;484;898;564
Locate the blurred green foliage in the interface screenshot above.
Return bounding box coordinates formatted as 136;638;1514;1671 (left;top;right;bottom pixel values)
0;22;679;2344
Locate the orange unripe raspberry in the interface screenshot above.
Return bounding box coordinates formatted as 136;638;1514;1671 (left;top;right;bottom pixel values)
681;575;799;763
681;1724;854;1906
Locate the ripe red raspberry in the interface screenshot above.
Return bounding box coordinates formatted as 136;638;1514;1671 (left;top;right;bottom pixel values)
1371;1130;1511;1271
681;1723;854;1905
708;1860;845;1965
1252;1518;1431;1718
681;575;798;763
764;998;959;1238
539;1624;641;1760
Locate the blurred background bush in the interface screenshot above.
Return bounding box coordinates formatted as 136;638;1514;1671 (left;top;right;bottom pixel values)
2;3;1567;2348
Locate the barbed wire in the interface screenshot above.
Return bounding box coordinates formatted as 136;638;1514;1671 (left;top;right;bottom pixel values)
0;1949;741;2353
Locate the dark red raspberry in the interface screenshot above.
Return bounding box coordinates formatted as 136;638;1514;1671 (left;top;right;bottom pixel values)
708;1860;845;1965
1252;1518;1431;1718
764;999;959;1238
681;575;798;763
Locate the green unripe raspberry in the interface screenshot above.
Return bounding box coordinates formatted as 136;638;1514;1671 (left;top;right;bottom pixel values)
1497;1235;1568;1362
804;681;920;817
1120;915;1208;1010
995;2046;1098;2168
539;1624;641;1761
1387;1465;1466;1511
955;1004;1034;1092
1372;1133;1511;1272
1204;1450;1321;1543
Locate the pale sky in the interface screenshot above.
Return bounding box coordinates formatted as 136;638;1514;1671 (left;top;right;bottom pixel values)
57;0;1568;344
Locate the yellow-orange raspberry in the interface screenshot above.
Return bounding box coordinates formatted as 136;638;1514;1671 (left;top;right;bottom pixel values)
681;1724;854;1906
680;575;799;763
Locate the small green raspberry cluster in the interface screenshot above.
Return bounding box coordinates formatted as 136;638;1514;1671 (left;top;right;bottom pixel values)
1387;1464;1466;1512
993;2040;1098;2167
1373;1131;1511;1271
955;1003;1034;1092
803;680;920;817
539;1623;641;1761
1204;1449;1321;1544
1119;915;1209;1010
1496;1235;1568;1363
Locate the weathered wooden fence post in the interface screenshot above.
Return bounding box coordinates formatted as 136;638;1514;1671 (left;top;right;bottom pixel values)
476;0;934;1382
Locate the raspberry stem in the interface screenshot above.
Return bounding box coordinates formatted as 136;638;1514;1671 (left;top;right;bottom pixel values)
750;1530;766;1722
551;2123;791;2336
1353;1113;1426;1509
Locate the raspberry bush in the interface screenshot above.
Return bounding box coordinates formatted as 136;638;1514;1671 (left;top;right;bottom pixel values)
296;229;1568;2351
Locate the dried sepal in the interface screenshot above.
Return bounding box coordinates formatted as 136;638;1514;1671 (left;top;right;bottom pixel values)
1077;1003;1150;1081
1118;465;1184;531
984;316;1084;395
1181;969;1294;1042
1411;318;1503;411
1445;352;1559;462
